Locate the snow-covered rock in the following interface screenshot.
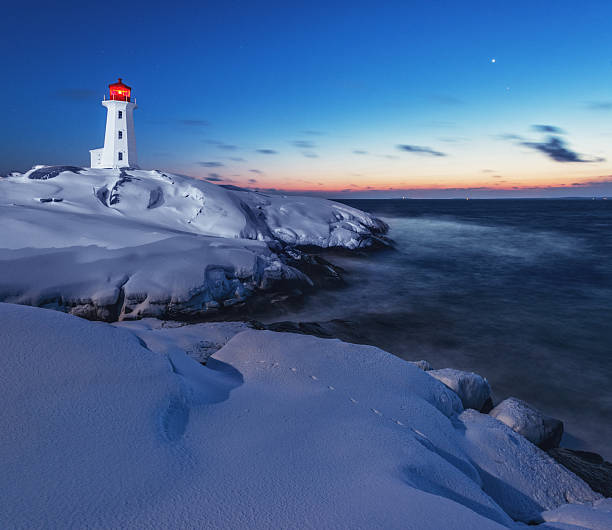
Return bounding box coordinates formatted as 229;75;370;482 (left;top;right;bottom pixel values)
1;303;602;528
541;498;612;529
410;359;433;371
0;166;387;319
490;397;564;450
115;318;251;363
455;410;600;524
428;368;492;411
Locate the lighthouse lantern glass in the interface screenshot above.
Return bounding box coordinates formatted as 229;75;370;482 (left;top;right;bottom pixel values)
109;79;131;102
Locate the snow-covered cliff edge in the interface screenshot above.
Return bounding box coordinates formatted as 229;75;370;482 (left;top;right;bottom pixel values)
2;303;609;529
0;166;387;320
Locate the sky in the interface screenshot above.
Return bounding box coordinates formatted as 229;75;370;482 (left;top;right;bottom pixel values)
2;1;612;197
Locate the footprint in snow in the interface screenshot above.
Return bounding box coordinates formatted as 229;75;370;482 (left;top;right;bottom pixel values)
161;396;189;443
371;408;382;416
328;385;335;391
310;375;318;380
350;398;358;404
290;368;297;372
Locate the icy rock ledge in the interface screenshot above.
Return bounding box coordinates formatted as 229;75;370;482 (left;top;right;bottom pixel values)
541;498;612;529
490;397;564;450
0;166;388;320
427;368;492;412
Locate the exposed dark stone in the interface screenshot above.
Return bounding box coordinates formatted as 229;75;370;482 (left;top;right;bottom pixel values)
548;448;612;497
539;418;564;450
280;248;345;288
28;166;82;180
109;170;139;205
96;186;110;206
251;319;368;343
262;321;334;338
147;187;164;209
480;396;494;414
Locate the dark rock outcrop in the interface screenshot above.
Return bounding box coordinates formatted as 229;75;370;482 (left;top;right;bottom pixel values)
28;165;82;180
548;448;612;497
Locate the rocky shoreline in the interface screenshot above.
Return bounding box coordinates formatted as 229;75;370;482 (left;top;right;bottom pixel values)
2;165;609;525
0;166;390;322
244;317;612;498
7;301;610;527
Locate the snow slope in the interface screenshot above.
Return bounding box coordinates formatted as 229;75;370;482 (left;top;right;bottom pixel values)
0;166;387;319
1;303;606;529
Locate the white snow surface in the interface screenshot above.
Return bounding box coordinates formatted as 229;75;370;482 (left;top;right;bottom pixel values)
1;303;604;529
115;317;251;363
455;410;599;523
0;166;386;319
541;498;612;529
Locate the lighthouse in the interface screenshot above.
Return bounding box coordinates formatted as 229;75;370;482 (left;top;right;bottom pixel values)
90;78;138;169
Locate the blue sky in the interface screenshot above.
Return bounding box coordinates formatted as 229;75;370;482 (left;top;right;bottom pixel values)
3;1;612;197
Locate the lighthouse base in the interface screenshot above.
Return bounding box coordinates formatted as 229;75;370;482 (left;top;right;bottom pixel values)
89;148;138;169
90;148;104;168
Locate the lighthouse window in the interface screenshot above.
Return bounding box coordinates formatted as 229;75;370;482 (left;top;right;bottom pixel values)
118;131;123;139
118;152;123;161
118;111;123;119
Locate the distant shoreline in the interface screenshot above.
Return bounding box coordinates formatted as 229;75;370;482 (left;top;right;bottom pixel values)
333;196;611;200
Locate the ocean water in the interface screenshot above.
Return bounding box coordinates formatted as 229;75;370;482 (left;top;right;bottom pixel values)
260;199;612;459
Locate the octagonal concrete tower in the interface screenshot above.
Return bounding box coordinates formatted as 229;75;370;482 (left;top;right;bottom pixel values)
90;78;138;169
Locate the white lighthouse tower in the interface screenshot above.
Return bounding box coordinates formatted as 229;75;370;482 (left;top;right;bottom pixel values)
90;78;138;169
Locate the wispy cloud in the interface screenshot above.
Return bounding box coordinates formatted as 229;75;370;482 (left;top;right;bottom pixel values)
396;144;446;157
496;133;524;141
293;140;316;149
520;136;604;163
229;157;246;162
256;149;278;155
531;124;565;134
248;178;258;183
291;140;318;158
249;169;263;174
198;161;224;167
353;149;368;155
586;101;612;110
207;140;238;150
205;173;223;181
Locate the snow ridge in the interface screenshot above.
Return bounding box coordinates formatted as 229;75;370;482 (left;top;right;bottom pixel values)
1;303;606;529
0;166;387;319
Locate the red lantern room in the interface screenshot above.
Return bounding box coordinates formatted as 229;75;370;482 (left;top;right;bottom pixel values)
108;78;131;102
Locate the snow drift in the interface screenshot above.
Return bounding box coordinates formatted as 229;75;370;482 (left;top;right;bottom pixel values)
0;166;387;319
1;303;608;529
